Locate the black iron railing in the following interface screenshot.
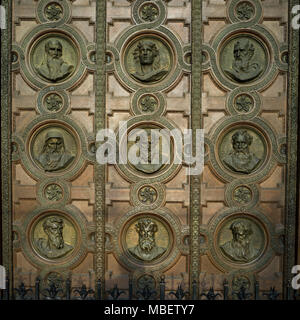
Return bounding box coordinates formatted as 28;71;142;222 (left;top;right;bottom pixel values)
0;274;299;300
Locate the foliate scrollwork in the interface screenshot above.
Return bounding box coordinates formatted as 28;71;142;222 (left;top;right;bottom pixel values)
139;95;158;113
138;186;158;204
140;3;159;22
235;2;255;21
235;94;254;113
44;184;63;201
44;93;63;112
233;186;252;205
44;2;63;21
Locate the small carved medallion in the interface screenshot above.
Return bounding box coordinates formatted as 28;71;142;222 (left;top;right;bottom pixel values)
139;95;158;113
31;126;77;172
44;93;63;112
220;36;268;83
233;186;252;204
45;184;63;201
219;128;266;174
218;217;265;263
137;274;156;290
32;214;76;260
31;35;77;83
125;36;172;84
235;94;254;113
138;186;158;204
126;217;169;262
45;3;63;21
12;51;18;63
140;3;159;22
235;2;255;21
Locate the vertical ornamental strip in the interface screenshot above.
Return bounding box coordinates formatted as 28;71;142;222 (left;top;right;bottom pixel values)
190;0;202;298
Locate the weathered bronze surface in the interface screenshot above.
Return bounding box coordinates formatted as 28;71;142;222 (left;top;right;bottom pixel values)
124;36;172;84
32;215;76;260
218;217;265;263
220;36;267;83
31;35;77;83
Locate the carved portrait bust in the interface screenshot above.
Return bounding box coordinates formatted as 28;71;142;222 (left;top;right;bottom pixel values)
35;39;74;82
35;129;75;172
125;36;172;84
34;216;74;259
128;218;167;262
222;130;261;174
220;36;268;84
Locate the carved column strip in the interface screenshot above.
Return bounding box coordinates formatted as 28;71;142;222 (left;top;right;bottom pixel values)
95;0;106;293
284;0;299;297
190;0;202;296
1;0;12;296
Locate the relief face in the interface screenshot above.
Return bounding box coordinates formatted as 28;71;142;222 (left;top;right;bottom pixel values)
31;35;77;83
126;217;169;262
218;217;265;264
31;126;77;172
124;36;172;84
219;128;266;174
220;36;267;83
127;127;172;175
32;215;76;260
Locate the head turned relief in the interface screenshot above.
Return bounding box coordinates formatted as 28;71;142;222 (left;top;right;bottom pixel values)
131;40;168;82
128;218;167;262
220;220;260;263
222;130;261;174
35;216;73;259
224;38;263;82
36;130;74;172
36;39;74;82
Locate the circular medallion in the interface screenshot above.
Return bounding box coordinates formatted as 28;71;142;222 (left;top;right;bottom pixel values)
31;214;77;261
124;35;173;84
138;186;158;205
124;216;170;264
234;94;254;113
139;3;159;22
217;216;265;264
218;126;267;175
139;94;159;114
44;2;63;21
235;1;255;21
30;125;78;173
30;33;78;83
44;93;63;112
44;183;63;201
233;186;252;205
220;35;268;84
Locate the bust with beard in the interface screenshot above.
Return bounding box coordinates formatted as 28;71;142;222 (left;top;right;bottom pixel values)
128;218;166;262
36;130;74;172
35;216;73;259
36;39;74;82
220;221;259;263
222;130;261;174
224;39;263;82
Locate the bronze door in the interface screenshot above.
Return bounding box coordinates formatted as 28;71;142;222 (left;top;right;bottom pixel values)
1;0;299;300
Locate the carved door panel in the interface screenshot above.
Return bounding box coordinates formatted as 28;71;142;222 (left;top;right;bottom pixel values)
10;0;97;294
2;0;299;300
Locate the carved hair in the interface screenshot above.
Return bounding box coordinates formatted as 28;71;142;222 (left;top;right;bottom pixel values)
230;221;253;236
43;216;64;232
135;218;158;234
45;39;62;53
133;40;160;70
231;130;253;146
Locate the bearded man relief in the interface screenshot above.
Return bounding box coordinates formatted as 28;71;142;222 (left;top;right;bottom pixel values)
128;218;167;262
36;39;74;82
35;216;73;259
36;130;74;172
